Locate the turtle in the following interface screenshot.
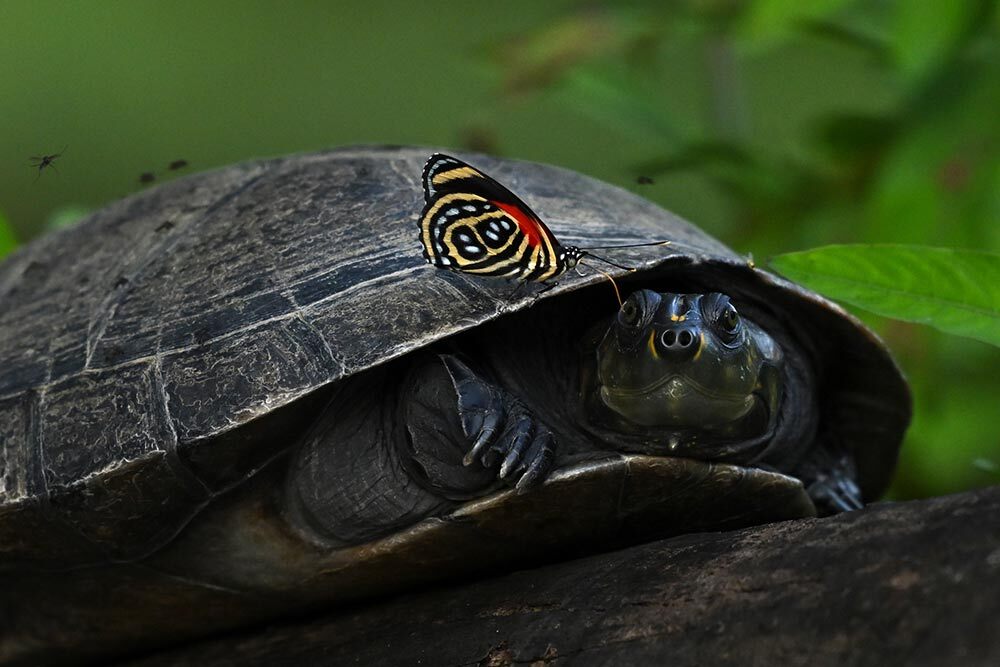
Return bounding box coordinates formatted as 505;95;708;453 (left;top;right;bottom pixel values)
0;146;910;665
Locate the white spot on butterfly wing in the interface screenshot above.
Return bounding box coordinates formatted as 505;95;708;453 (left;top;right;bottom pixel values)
462;205;478;212
457;233;472;243
499;219;512;231
485;230;499;241
463;245;482;254
446;208;460;217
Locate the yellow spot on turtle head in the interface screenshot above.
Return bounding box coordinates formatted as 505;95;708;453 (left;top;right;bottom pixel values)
693;333;705;361
647;331;659;360
669;314;686;322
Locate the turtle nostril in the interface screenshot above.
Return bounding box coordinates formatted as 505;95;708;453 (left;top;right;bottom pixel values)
661;328;696;353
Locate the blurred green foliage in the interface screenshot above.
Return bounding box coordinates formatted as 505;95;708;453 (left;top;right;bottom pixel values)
0;0;997;499
478;0;1000;500
0;212;16;257
45;205;92;232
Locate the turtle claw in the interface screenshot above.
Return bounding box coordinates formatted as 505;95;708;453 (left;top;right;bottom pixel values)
440;354;556;491
497;412;533;478
797;446;864;515
463;408;502;466
514;431;555;493
483;401;556;491
807;475;864;513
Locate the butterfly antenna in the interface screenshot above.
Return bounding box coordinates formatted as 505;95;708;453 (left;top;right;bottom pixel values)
592;266;624;307
581;251;636;272
579;240;671;251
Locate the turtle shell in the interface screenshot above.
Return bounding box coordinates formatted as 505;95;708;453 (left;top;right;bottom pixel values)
0;146;908;567
0;147;911;664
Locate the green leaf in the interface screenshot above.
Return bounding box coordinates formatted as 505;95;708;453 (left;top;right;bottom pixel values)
0;211;17;260
770;244;1000;347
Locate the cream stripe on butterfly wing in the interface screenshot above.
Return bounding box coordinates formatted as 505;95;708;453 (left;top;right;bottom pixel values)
487;198;565;282
443;219;489;263
473;212;517;251
422;154;485;202
439;204;523;270
532;243;566;282
419;154;494;267
445;210;537;277
418;197;451;267
419;153;572;282
534;210;561;280
425;154;564;265
423;194;519;270
418;192;490;268
457;234;535;277
428;197;533;275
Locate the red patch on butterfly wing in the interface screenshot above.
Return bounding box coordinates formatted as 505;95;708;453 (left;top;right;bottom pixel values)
494;201;545;248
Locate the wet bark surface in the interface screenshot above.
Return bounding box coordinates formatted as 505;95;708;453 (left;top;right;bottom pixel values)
121;485;1000;667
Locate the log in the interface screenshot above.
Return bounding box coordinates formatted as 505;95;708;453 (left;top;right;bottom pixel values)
122;486;1000;666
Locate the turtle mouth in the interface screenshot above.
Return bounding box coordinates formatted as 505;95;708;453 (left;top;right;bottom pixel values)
598;375;756;428
601;373;749;402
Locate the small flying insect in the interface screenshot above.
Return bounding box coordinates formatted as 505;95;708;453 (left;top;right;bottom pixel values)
139;172;156;184
30;146;67;181
636;175;654;185
168;159;189;171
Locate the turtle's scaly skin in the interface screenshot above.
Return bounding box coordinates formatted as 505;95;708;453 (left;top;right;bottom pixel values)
0;147;909;664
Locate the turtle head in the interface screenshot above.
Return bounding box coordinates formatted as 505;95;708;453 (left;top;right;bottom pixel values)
594;289;782;438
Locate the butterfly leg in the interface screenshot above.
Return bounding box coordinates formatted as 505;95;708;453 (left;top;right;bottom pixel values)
441;354;556;492
506;279;528;300
534;280;559;296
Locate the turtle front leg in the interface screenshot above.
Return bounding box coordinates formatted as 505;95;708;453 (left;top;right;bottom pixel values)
284;354;558;548
441;355;556;491
795;445;864;514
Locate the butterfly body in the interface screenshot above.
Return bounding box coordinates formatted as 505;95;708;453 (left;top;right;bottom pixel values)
419;154;584;283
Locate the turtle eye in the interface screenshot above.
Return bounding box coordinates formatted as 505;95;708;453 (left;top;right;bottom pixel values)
620;297;640;327
702;293;741;340
717;302;740;334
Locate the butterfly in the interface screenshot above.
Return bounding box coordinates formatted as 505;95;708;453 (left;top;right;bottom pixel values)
418;153;667;285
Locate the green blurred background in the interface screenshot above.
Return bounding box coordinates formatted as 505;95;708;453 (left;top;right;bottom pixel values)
1;0;998;499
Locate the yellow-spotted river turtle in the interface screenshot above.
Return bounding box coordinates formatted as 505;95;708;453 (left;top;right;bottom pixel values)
0;147;910;664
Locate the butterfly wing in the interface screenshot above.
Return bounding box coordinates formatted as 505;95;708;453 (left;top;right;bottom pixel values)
418;154;570;282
